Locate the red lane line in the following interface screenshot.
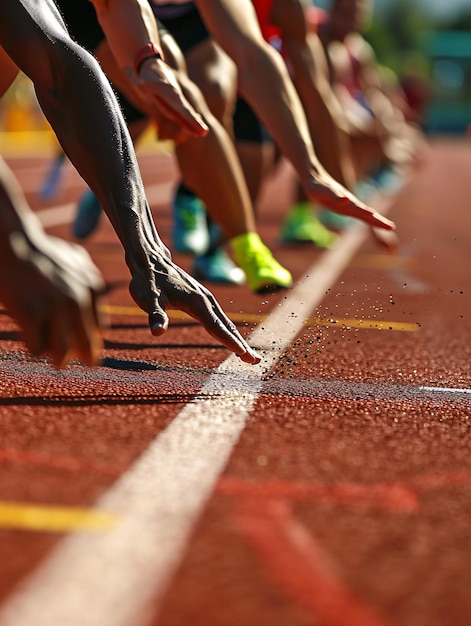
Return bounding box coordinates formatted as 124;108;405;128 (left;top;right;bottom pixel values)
235;498;391;626
409;471;471;492
3;445;470;503
218;478;418;512
0;448;124;476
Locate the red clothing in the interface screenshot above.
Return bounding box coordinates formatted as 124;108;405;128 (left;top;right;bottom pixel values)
250;0;280;43
252;1;329;44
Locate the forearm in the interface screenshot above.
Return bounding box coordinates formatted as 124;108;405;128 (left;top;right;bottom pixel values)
285;34;354;186
196;0;323;180
91;0;162;75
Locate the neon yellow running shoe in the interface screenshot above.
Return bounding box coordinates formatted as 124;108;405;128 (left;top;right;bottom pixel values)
280;203;337;248
231;233;293;294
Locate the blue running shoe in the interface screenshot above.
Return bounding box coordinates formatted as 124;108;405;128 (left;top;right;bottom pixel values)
172;188;209;255
73;189;102;239
192;248;246;285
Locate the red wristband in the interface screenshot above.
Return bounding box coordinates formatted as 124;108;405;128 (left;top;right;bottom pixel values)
133;43;163;76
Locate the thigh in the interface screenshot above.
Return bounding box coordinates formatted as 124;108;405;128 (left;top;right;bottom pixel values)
185;38;237;126
161;6;237;124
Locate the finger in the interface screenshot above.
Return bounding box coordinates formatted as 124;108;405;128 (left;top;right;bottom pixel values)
66;305;103;367
350;203;396;230
91;290;109;330
48;311;73;369
153;92;209;138
149;307;169;336
370;226;400;252
23;317;50;359
179;289;261;364
129;275;170;336
68;326;103;366
321;194;396;230
307;178;396;231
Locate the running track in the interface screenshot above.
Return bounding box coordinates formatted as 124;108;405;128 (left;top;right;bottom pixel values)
0;136;470;626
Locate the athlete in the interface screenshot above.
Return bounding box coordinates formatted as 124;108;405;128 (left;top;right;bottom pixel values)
72;0;396;253
318;0;424;179
233;0;356;247
56;0;293;293
0;0;260;365
143;0;396;264
234;0;401;249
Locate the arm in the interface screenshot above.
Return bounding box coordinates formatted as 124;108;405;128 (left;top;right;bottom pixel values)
195;0;395;230
197;0;317;179
91;0;208;137
0;0;259;364
271;0;356;188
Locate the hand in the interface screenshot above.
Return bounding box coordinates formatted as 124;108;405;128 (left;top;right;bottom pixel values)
304;169;396;231
370;226;400;253
128;251;261;365
0;230;105;367
137;57;209;140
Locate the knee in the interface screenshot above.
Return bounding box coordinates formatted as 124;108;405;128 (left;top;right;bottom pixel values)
201;70;237;128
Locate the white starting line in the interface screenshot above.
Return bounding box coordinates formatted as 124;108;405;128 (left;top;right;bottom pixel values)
418;386;471;395
0;218;383;626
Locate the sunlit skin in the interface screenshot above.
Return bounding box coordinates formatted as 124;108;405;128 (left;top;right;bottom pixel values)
191;0;394;231
0;0;260;366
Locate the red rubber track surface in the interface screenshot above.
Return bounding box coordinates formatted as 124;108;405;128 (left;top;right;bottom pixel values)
0;138;470;626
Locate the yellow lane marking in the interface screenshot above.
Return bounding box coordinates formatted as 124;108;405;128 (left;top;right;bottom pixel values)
0;502;117;533
101;304;187;319
100;304;419;333
306;318;419;332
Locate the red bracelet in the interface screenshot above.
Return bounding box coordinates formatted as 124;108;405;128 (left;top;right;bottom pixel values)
133;43;163;76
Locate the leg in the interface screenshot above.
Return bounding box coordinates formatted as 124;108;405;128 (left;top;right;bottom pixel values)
185;38;237;133
0;0;260;363
197;0;395;231
233;96;276;207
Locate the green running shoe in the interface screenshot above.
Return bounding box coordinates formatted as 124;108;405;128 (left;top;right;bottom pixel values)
192;248;246;285
231;232;293;294
172;188;209;255
280;203;337;248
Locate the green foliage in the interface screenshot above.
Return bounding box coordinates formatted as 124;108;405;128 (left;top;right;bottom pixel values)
365;0;434;77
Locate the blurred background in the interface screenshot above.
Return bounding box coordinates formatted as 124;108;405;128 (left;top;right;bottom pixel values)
319;0;471;135
1;0;471;144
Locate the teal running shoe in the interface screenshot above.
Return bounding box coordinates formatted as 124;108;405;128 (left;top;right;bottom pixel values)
172;188;209;255
72;189;102;239
231;232;292;294
280;203;337;247
193;248;246;285
319;208;352;233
